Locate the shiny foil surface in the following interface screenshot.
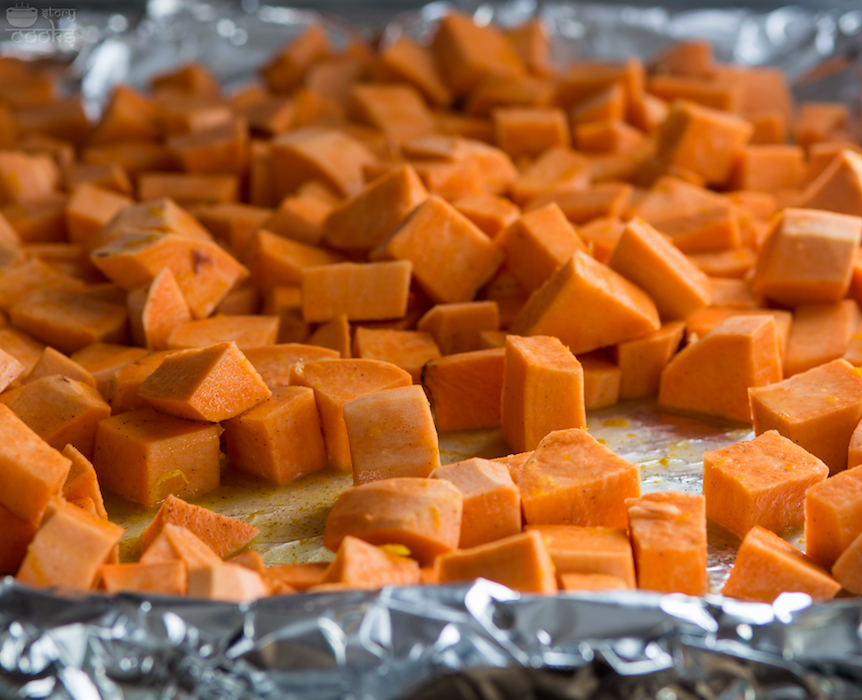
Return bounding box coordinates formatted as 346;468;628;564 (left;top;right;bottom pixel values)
1;0;862;698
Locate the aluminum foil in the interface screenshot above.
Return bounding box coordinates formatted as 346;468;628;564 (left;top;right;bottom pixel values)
1;1;862;698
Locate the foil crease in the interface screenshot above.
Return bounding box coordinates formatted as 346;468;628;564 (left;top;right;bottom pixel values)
3;579;862;699
1;1;862;698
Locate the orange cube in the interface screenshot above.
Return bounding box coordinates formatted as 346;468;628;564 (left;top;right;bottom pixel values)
343;384;440;485
518;427;640;528
703;430;829;539
431;457;521;548
92;407;221;508
222;385;327;485
501;335;585;453
626;491;707;595
750;359;862;474
492;107;570;160
722;525;839;603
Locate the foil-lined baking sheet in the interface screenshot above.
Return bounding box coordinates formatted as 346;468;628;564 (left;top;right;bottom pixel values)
1;0;862;698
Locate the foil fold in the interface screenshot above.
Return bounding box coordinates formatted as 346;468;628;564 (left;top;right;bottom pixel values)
3;579;862;699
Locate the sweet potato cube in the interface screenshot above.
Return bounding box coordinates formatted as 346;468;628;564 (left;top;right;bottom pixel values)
431;457;521;548
421;348;505;433
432;11;524;96
139;522;220;567
527;183;632;225
750;359;862;474
578;351;622;410
243;343;339;390
187;560;268;602
321;536;421;589
574;118;647;156
62;444;107;520
722;525;839;603
261;194;330;248
805;464;862;571
614;321;684;400
194;202;272;256
344;384;440;485
138;173;239;206
659;314;782;423
90;231;249;319
323;165;428;252
501;335;585;453
301;260;412;324
92;408;221;508
0;376;111;459
166;120;248;177
374;195;503;304
559;573;628;591
65;183;133;249
750;208;861;307
290;358;412;470
138;341;270;422
9;290;128;355
518;428;640;528
831;529;862;595
0;346;24;392
799;148;862;218
377;37;453;107
508;147;590;206
525;525;636;588
0;503;37;575
223;385;327;485
435;529;557;594
496;203;586;294
244;228;345;295
323;477;463;565
510;251;660;356
352;328;440;383
90;85;160;145
730;145;805;193
71;342;149;400
452;193;520;238
264;562;327;592
0;151;58;205
25;346;96;389
626;491;707;595
269;127;377;201
127;267;193;351
785;300;862;377
703;430;829;539
416;301;498;356
349;83;437;143
138;494;259;559
97;197;212;250
608;218;712;321
100;561;187;596
16;498;124;590
656;100;753;186
492;107;570;160
166;314;279;350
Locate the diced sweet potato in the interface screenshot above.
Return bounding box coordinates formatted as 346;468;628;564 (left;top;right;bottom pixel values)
137;341;271;422
722;525;839;603
518;428;640;528
100;561;187;596
626;491;707;595
431;458;521;548
17;497;123;590
510;250;660;355
321;536;421;589
525;525;636;588
421;348;505;433
435;529;557;594
290;358;412;470
659;314;782;423
703;430;829;539
92;408;222;508
243;343;339;390
501;335;586;453
750;359;862;474
138;494;259;559
323;477;463;565
61;443;107;520
613;321;684;400
750;208;861;307
223;385;327;485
